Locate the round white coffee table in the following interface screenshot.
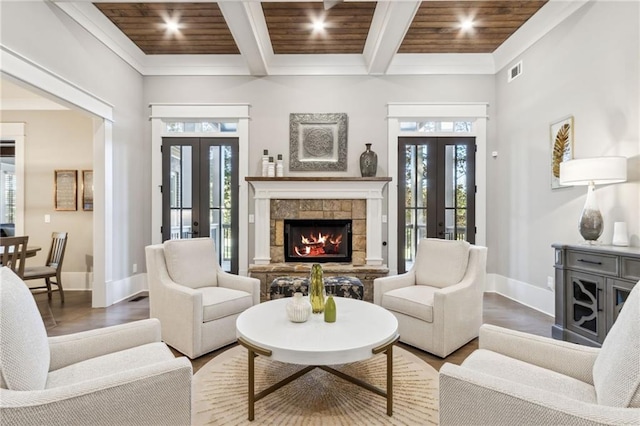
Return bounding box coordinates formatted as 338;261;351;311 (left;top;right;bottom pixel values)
236;297;399;421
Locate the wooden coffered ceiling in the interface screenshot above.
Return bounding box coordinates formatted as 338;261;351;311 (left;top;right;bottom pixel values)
52;0;583;76
95;2;240;54
94;1;545;56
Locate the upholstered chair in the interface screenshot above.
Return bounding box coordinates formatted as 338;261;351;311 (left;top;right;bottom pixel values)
145;238;260;359
0;267;192;426
374;238;487;358
439;281;640;425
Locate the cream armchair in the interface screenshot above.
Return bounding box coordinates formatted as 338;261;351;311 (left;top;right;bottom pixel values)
145;238;260;359
439;282;640;425
0;267;192;426
374;238;487;358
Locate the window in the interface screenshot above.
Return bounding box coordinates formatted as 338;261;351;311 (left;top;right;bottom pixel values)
0;142;16;229
399;120;473;134
165;121;238;134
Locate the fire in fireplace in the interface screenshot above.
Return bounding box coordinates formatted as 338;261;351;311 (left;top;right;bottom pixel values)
284;219;352;263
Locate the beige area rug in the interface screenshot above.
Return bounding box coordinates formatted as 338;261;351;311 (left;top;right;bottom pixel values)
193;345;439;425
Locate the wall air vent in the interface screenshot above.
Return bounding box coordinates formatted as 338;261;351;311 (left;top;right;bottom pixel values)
508;61;523;82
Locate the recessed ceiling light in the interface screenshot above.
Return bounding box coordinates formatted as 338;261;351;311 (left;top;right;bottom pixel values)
165;19;180;34
312;19;326;32
460;19;474;31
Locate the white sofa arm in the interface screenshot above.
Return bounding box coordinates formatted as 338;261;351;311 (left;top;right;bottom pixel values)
439;363;639;425
0;358;192;426
479;324;599;384
373;271;415;305
48;319;162;371
218;272;260;305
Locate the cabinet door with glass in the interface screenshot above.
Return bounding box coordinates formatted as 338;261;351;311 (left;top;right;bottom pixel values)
397;137;476;273
566;271;606;344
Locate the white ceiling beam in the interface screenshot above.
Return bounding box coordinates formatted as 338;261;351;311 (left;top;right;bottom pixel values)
54;1;147;75
363;1;420;75
218;1;270;76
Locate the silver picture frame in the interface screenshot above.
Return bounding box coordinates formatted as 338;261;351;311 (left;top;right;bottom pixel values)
289;113;348;171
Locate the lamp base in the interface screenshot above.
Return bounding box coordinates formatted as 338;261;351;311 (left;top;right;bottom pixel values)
579;183;603;242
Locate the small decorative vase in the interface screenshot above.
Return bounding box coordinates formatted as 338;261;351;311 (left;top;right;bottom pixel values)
286;292;312;323
359;143;378;177
324;294;336;323
309;264;325;314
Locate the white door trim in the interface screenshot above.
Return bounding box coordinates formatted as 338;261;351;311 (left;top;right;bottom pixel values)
149;104;251;276
387;102;488;275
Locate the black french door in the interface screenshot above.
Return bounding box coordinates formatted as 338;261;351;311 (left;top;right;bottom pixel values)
161;137;239;273
397;137;476;273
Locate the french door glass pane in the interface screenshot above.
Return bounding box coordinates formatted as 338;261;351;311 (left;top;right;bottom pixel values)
404;144;429;270
417;145;428;208
444;144;469;240
208;145;233;271
170;146;193;239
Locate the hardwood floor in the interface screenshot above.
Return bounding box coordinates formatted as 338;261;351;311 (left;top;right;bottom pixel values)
37;290;553;374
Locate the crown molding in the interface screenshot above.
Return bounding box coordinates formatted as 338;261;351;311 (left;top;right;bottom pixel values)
53;0;589;77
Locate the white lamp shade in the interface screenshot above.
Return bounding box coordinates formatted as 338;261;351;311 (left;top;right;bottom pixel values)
559;156;627;186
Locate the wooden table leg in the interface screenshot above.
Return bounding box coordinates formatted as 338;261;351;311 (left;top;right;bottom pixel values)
372;334;399;417
238;337;273;422
248;346;255;421
386;342;393;416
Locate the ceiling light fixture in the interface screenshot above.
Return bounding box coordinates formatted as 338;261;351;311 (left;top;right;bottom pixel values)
460;19;474;31
165;19;180;34
160;11;183;38
312;19;326;33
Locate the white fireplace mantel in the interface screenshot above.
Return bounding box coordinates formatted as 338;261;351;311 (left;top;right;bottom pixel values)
246;177;391;266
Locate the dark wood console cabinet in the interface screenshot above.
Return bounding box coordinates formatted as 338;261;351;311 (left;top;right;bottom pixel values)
552;244;640;347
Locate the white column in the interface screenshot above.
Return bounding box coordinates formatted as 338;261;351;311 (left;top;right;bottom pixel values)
366;194;384;266
253;194;271;264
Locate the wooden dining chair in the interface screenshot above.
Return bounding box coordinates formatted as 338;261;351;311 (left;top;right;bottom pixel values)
23;232;68;303
0;235;29;278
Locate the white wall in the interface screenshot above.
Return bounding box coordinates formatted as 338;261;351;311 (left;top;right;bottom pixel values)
0;110;93;288
492;0;640;296
144;74;496;266
1;0;147;304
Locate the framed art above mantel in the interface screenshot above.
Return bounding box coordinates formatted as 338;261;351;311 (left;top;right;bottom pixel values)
289;113;348;172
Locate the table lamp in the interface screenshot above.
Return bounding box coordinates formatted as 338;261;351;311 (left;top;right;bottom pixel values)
559;156;627;242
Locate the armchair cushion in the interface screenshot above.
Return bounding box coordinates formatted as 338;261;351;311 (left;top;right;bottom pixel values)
0;267;50;391
592;283;640;407
163;238;218;289
201;287;254;323
46;342;174;389
462;348;597;404
381;285;436;322
414;239;470;288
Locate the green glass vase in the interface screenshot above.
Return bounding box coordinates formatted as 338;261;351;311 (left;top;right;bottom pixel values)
309;264;325;314
324;294;336;323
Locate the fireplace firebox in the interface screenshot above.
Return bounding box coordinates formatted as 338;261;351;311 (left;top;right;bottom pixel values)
284;219;352;263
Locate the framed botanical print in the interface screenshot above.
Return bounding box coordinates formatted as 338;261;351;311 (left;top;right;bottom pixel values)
550;115;574;189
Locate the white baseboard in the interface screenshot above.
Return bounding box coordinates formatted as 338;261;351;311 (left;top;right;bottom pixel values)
486;273;554;317
33;272;149;306
106;273;149;305
24;272;94;291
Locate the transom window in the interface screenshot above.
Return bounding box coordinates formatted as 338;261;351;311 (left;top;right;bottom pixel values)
164;121;238;133
400;121;473;133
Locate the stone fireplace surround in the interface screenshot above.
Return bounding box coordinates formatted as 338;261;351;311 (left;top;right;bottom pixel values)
246;177;391;301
